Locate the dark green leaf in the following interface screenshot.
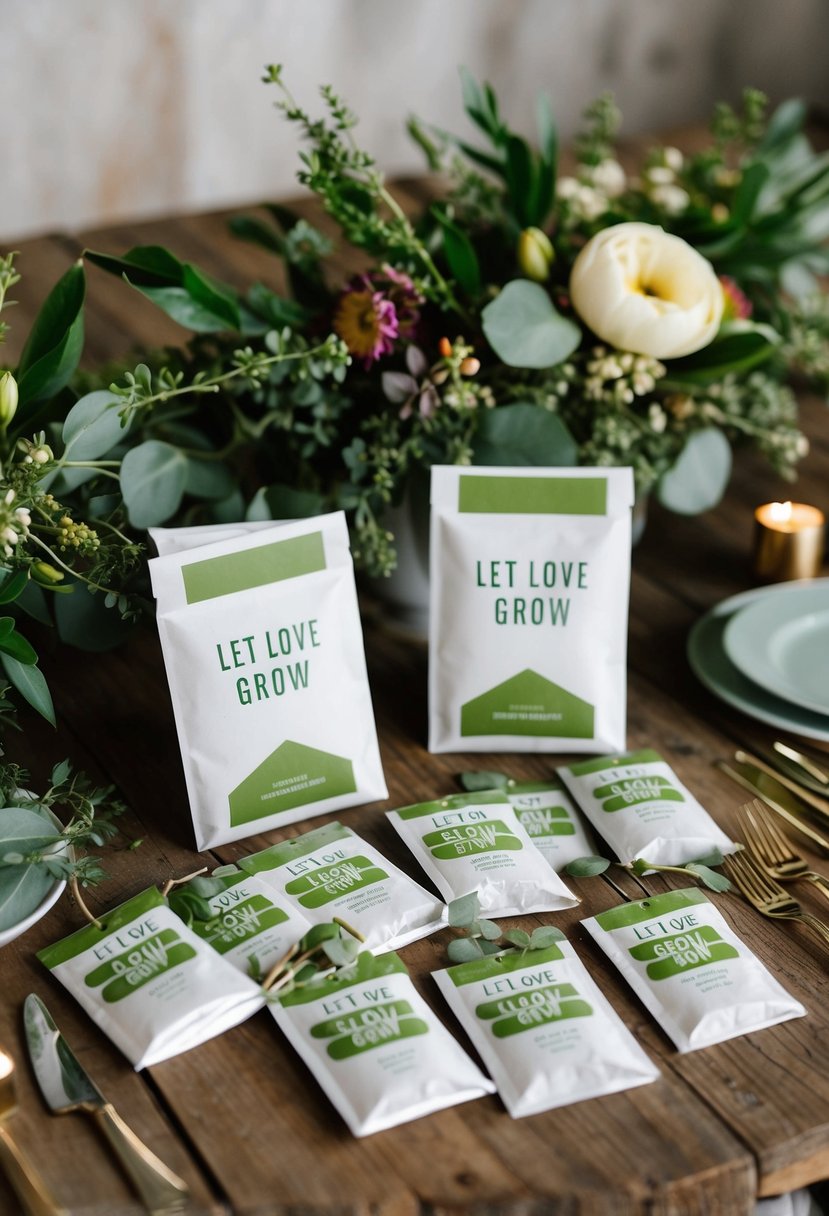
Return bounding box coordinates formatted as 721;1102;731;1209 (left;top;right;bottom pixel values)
529;925;566;949
121;440;188;527
15;581;51;626
432;210;481;296
564;856;611;877
302;922;340;949
16;263;85;407
0;655;55;725
448;892;480;928
229;215;284;254
669;322;780;383
482;280;581;369
184;458;236;502
459;770;511;792
730;163;770;226
447;936;485;963
54;582;134;654
262;484;326;520
657;428;732;515
685;863;732;892
51;759;72;786
85;245;185;285
504;135;536;227
0;629;37;666
757;98;807;154
86;246;241;333
0;571;28;605
473;403;578;467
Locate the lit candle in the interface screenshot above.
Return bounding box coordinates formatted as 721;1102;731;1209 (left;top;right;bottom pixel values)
754;500;826;581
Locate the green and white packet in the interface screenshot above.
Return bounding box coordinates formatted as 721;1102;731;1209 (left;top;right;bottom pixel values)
37;888;265;1070
239;822;445;950
270;950;494;1136
506;779;596;872
559;748;736;867
386;792;578;916
583;888;806;1052
183;871;312;978
149;513;387;849
428;465;633;754
433;940;659;1117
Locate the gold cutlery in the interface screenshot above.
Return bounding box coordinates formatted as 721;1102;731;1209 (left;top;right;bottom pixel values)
737;798;829;907
0;1048;67;1216
716;761;829;854
735;750;829;823
723;847;829;949
773;741;829;789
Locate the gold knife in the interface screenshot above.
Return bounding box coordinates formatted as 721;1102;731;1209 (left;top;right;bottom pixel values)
735;750;829;824
717;760;829;854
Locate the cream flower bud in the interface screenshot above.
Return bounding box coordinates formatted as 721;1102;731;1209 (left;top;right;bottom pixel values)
570;222;724;359
517;227;554;283
0;373;18;426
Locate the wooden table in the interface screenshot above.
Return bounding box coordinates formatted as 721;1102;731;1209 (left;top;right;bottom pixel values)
2;183;829;1216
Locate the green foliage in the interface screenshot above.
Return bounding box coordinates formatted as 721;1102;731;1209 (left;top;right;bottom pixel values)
458;770;512;793
472;403;578;467
657;428;733;515
16;263;85;407
565;851;733;893
482;281;581;369
445;891;566;963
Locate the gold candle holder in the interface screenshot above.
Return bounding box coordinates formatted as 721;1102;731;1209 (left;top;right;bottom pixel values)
754;501;826;582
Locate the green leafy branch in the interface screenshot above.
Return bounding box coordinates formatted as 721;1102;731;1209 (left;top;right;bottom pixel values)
446;891;566;963
565;849;734;894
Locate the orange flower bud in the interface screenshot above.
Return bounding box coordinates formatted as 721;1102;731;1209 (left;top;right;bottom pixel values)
438;337;452;358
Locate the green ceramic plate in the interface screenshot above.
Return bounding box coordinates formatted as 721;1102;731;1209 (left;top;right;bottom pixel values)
723;580;829;716
687;585;829;743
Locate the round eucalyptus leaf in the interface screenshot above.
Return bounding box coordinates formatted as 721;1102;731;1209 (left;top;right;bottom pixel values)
657;428;732;515
0;862;56;931
564;856;611;877
473;404;578;467
61;392;128;461
482;280;581;369
459;770;511;793
447;936;485;963
121;440;188;528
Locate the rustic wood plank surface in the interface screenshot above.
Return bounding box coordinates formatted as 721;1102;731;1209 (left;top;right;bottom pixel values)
1;175;829;1215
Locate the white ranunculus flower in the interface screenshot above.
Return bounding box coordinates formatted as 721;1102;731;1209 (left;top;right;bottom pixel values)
569;222;724;359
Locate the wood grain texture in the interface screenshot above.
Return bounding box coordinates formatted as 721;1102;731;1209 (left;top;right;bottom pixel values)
2;172;829;1212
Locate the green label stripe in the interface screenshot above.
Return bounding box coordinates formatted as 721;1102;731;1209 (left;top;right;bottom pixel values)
394;791;510;821
564;748;664;778
446;944;565;987
423;819;522;859
182;532;326;604
597;777;684;813
514;806;576;838
311;1000;428;1058
279;951;407;1007
239;822;352;874
285;857;388;908
476;983;592;1036
593;888;709;932
193;896;290;953
38;887;166;969
628;925;739;979
84;928;196;1002
458;475;608;516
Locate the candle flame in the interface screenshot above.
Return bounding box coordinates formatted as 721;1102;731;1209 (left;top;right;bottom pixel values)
769;501;793;523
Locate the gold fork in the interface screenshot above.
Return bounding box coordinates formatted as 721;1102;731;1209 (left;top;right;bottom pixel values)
0;1049;66;1216
723;849;829;949
738;799;829;907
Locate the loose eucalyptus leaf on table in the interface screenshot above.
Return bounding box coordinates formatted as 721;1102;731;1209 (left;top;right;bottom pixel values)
565;856;612;877
458;771;511;793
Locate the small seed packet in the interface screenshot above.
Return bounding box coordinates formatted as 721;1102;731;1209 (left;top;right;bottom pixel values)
269;950;495;1136
171;870;312;980
428;465;633;754
37;888;265;1070
505;779;596;872
149;520;277;557
386;792;579;916
238;822;445;950
558;748;735;867
582;888;806;1052
149;512;387;849
433;939;659;1117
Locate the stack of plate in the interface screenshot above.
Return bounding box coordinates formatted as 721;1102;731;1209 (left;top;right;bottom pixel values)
687;578;829;743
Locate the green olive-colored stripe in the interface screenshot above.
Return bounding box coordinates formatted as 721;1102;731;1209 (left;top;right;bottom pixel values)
592;887;708;932
393;791;510;822
181;531;326;604
458;475;607;515
564;748;664;778
445;944;566;987
278;951;407;1006
239;821;352;874
37;887;166;969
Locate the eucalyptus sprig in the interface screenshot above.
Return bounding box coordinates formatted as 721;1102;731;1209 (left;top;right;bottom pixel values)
446;891;565;964
565;849;734;894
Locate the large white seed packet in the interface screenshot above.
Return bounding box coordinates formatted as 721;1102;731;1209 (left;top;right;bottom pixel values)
386;791;579;916
179;870;312;978
429;465;633;754
583;888;806;1052
434;939;659;1117
38;888;265;1070
270;950;494;1136
506;778;597;872
559;748;736;867
149;513;387;849
238;821;445;951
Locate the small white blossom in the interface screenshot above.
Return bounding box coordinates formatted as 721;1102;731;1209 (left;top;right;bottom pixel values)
663;146;684;172
648;404;668;433
589;159;627;198
650;184;690;214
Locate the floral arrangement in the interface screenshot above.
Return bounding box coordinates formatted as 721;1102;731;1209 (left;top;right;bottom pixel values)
0;72;829;719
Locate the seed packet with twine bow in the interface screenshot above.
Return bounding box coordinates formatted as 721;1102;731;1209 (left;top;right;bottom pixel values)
269;949;494;1136
37;887;265;1069
433;938;659;1117
149;513;387;849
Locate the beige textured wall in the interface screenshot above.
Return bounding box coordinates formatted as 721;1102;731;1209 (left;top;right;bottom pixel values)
2;0;828;240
